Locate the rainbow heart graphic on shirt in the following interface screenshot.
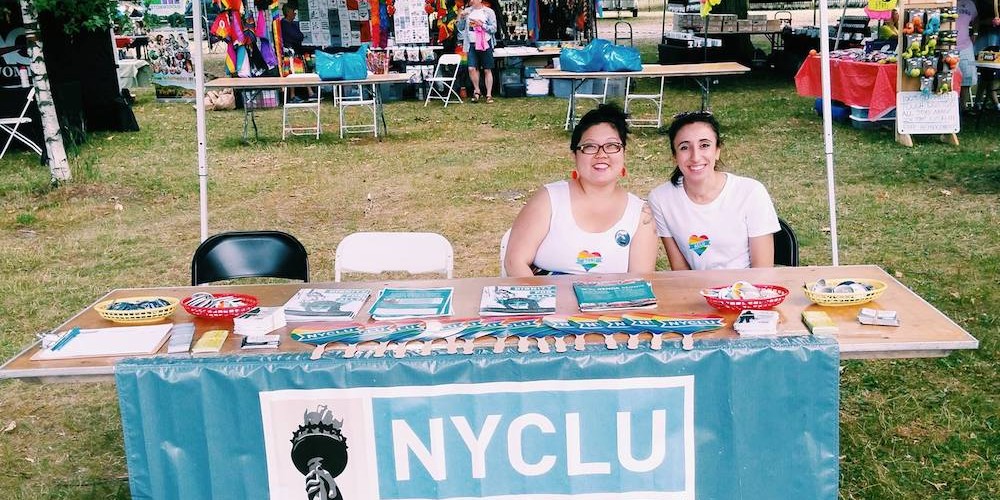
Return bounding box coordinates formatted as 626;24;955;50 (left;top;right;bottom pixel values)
576;251;603;271
688;235;711;256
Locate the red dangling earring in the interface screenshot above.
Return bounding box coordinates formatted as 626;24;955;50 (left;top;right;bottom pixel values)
621;167;627;177
571;170;579;180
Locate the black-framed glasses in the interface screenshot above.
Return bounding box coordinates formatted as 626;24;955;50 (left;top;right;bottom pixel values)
575;142;624;155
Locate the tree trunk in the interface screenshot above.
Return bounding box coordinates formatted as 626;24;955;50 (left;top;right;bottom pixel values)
19;0;71;182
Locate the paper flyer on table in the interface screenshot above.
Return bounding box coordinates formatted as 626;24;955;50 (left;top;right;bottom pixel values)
282;288;371;322
368;287;454;320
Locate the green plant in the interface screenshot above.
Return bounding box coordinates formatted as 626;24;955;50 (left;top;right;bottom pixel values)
15;212;37;226
30;0;119;36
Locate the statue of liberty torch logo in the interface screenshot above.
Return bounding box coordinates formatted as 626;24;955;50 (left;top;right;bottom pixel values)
290;405;350;500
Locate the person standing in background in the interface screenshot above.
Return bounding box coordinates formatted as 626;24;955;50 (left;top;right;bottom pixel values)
457;0;498;103
957;0;979;108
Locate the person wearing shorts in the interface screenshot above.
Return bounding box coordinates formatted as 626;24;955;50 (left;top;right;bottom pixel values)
458;0;497;103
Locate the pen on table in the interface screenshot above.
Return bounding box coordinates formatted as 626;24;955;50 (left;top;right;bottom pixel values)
50;327;81;351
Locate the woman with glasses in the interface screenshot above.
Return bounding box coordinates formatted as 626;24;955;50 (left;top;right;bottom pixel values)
504;104;657;276
648;111;779;270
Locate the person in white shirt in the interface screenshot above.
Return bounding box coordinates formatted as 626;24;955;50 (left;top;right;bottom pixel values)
648;111;779;270
505;104;658;276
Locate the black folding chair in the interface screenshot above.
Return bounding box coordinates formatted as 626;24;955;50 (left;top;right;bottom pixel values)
774;218;800;267
191;230;309;285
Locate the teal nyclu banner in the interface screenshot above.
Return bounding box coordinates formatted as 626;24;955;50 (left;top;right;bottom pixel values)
259;377;694;498
116;336;839;500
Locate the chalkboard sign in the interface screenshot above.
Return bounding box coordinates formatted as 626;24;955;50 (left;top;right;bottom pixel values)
896;91;960;135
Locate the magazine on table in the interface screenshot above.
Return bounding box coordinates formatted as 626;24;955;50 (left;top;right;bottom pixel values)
479;285;557;316
572;279;657;312
282;288;372;322
368;287;454;320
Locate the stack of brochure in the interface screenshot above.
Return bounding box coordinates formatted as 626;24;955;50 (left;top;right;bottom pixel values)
282;288;371;322
369;287;454;320
479;285;557;316
572;280;657;312
733;309;779;336
233;307;287;336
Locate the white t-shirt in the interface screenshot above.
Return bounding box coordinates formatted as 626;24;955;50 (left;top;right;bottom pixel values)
533;181;645;275
648;173;779;270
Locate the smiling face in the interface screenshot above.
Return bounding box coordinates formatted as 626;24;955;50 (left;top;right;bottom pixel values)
572;122;626;186
671;121;721;184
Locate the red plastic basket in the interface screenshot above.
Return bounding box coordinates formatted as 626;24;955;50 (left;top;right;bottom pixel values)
700;284;790;311
181;293;259;319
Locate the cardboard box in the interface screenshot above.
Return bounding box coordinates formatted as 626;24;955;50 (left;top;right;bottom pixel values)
737;20;753;32
722;19;738;33
752;20;768;32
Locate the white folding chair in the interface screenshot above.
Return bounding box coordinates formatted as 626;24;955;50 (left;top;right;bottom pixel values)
282;84;322;139
499;228;511;278
1;87;43;160
624;76;666;128
338;83;378;138
334;231;454;281
564;78;609;130
424;54;463;107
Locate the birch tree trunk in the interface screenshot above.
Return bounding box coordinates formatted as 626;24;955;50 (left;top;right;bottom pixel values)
19;0;71;182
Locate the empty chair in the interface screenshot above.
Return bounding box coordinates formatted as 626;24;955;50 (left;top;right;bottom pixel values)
282;85;322;140
338;83;379;138
335;232;454;281
624;76;665;128
1;87;43;160
774;218;799;267
499;228;511;278
191;230;310;285
565;78;609;130
424;54;463;107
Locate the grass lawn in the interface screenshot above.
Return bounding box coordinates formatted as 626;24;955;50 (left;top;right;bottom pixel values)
0;51;997;498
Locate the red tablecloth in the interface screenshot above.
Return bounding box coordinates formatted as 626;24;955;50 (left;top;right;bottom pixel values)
795;55;961;120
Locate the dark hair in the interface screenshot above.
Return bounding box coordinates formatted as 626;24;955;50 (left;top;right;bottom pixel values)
666;111;722;186
570;103;629;152
283;4;296;16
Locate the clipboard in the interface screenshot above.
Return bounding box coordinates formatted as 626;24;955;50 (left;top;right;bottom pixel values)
31;323;173;361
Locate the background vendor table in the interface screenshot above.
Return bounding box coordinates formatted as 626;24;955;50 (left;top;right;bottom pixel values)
795;55;964;120
205;73;410;142
537;62;750;127
116;59;150;90
0;265;978;382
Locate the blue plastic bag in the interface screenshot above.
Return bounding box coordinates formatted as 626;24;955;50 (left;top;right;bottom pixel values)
559;39;612;72
316;44;370;81
604;45;642;72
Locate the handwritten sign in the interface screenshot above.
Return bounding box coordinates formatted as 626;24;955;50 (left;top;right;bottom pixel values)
896;91;960;135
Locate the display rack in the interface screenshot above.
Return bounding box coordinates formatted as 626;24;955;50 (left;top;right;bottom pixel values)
895;0;961;146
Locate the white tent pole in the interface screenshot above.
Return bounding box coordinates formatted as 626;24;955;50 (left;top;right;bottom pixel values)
192;0;209;242
818;0;840;266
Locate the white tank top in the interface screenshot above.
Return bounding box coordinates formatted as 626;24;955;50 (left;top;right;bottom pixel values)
532;181;644;275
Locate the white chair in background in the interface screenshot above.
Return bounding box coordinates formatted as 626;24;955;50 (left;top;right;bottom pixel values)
1;87;43;160
338;83;379;138
624;76;665;128
424;54;463;107
564;78;609;130
334;231;454;281
499;228;511;278
282;84;322;139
